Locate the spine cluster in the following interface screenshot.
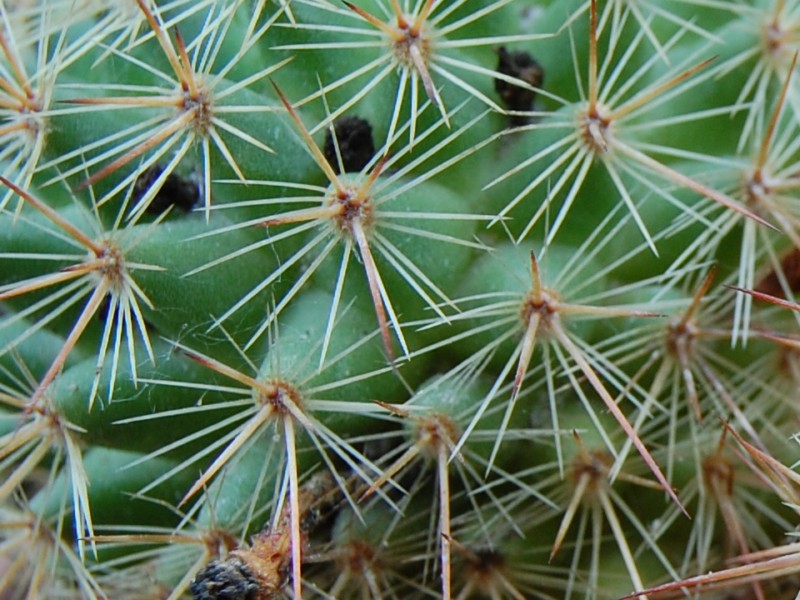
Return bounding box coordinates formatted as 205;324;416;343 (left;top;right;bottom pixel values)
2;0;800;598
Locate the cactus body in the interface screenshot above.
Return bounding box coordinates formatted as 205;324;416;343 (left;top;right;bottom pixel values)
5;1;800;599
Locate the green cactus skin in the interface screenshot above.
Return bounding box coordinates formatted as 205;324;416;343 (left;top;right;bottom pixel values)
6;1;800;599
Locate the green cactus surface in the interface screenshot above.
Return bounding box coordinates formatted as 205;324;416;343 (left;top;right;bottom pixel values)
5;0;800;598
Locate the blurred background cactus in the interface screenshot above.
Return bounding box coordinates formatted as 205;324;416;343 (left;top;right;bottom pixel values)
4;0;800;598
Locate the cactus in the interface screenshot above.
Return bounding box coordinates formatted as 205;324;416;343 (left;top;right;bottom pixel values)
5;0;800;598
